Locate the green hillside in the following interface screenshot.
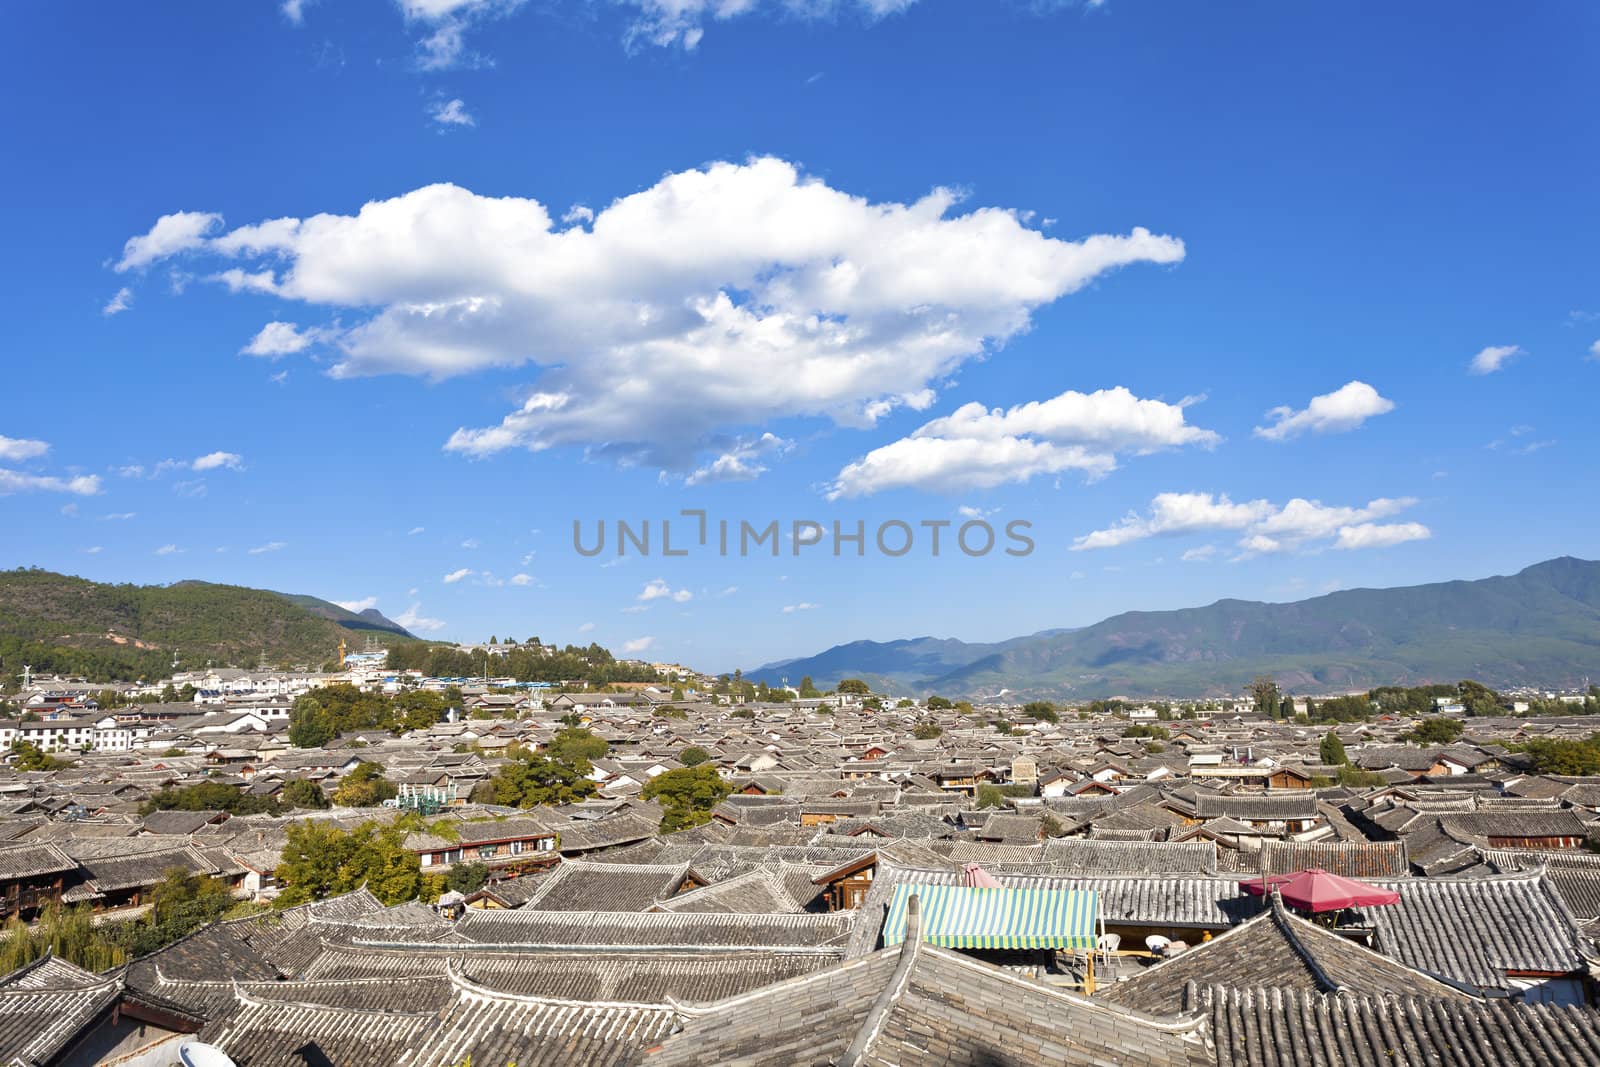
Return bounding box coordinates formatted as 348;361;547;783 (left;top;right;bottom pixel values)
750;557;1600;699
0;568;408;683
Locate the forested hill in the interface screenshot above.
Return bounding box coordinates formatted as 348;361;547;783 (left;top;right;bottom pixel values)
749;556;1600;699
0;568;411;682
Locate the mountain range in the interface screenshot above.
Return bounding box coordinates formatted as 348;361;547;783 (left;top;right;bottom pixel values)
747;557;1600;699
0;568;415;682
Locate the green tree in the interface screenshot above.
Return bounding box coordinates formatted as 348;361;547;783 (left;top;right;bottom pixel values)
275;820;422;906
799;676;820;698
491;752;597;808
282;778;329;809
1250;676;1280;717
1320;730;1348;766
926;695;953;710
288;695;335;748
142;780;285;816
1400;717;1464;746
548;726;608;763
1021;701;1059;723
333;762;398;807
679;746;713;767
913;722;943;740
837;678;871;695
1520;735;1600;776
9;741;70;771
446;862;490;895
641;765;732;832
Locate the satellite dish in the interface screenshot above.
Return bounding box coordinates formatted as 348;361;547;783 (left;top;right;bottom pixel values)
179;1041;239;1067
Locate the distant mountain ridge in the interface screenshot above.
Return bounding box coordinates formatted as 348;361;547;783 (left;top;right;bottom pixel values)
747;557;1600;699
0;568;415;681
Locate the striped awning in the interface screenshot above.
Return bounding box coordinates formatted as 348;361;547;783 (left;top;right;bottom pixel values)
882;883;1099;950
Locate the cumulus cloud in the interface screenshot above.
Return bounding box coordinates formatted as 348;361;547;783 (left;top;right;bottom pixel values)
577;621;596;632
1181;545;1216;562
618;0;919;51
0;435;49;462
248;541;286;554
281;0;315;23
115;211;222;272
336;596;380;612
1588;339;1600;362
1073;491;1426;556
429;98;475;127
0;469;101;496
639;579;692;603
126;158;1184;474
1469;344;1524;375
395;602;447;632
443;568;474;583
829;386;1216;498
1333;522;1431;550
782;602;819;613
1253;380;1394;441
685;433;792;485
242;321;326;357
397;0;527;69
155;544;182;555
509;573;534;586
191;451;244;472
102;287;133;316
622;635;656;653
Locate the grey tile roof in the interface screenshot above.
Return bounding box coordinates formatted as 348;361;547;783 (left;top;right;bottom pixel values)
1355;872;1591;991
1101;899;1476;1015
1194;983;1600;1067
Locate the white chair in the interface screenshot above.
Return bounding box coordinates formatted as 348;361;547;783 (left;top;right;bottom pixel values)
1144;934;1171;956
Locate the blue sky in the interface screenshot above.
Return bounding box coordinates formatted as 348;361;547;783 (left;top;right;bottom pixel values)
2;1;1596;673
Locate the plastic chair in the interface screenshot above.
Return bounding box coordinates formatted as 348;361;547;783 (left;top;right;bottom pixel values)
1144;934;1171;956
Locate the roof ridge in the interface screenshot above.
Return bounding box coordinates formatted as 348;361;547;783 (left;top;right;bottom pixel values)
838;892;923;1067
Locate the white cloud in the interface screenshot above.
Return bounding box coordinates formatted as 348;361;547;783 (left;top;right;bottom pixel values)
1253;380;1395;441
397;0;526;69
102;287;133;316
282;0;315;22
510;573;533;586
191;451;244;472
0;435;49;462
155;544;182;555
577;621;596;633
115;211;222;272
0;469;101;496
101;511;136;520
395;602;447;632
443;568;474;583
429;98;476;127
248;541;286;554
1333;522;1431;550
639;579;692;603
336;596;379;612
408;526;426;535
1181;545;1216;562
1073;491;1426;556
622;635;656;653
562;205;594;226
617;0;919;51
242;321;325;357
782;602;819;614
84;545;103;554
1469;344;1524;375
829;386;1216;498
685;433;792;485
132;158;1183;474
1588;339;1599;361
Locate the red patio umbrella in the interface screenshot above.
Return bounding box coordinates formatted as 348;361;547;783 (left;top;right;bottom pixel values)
1239;868;1400;912
961;862;1003;888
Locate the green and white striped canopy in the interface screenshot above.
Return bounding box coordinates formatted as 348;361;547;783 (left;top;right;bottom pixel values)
882;884;1099;950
